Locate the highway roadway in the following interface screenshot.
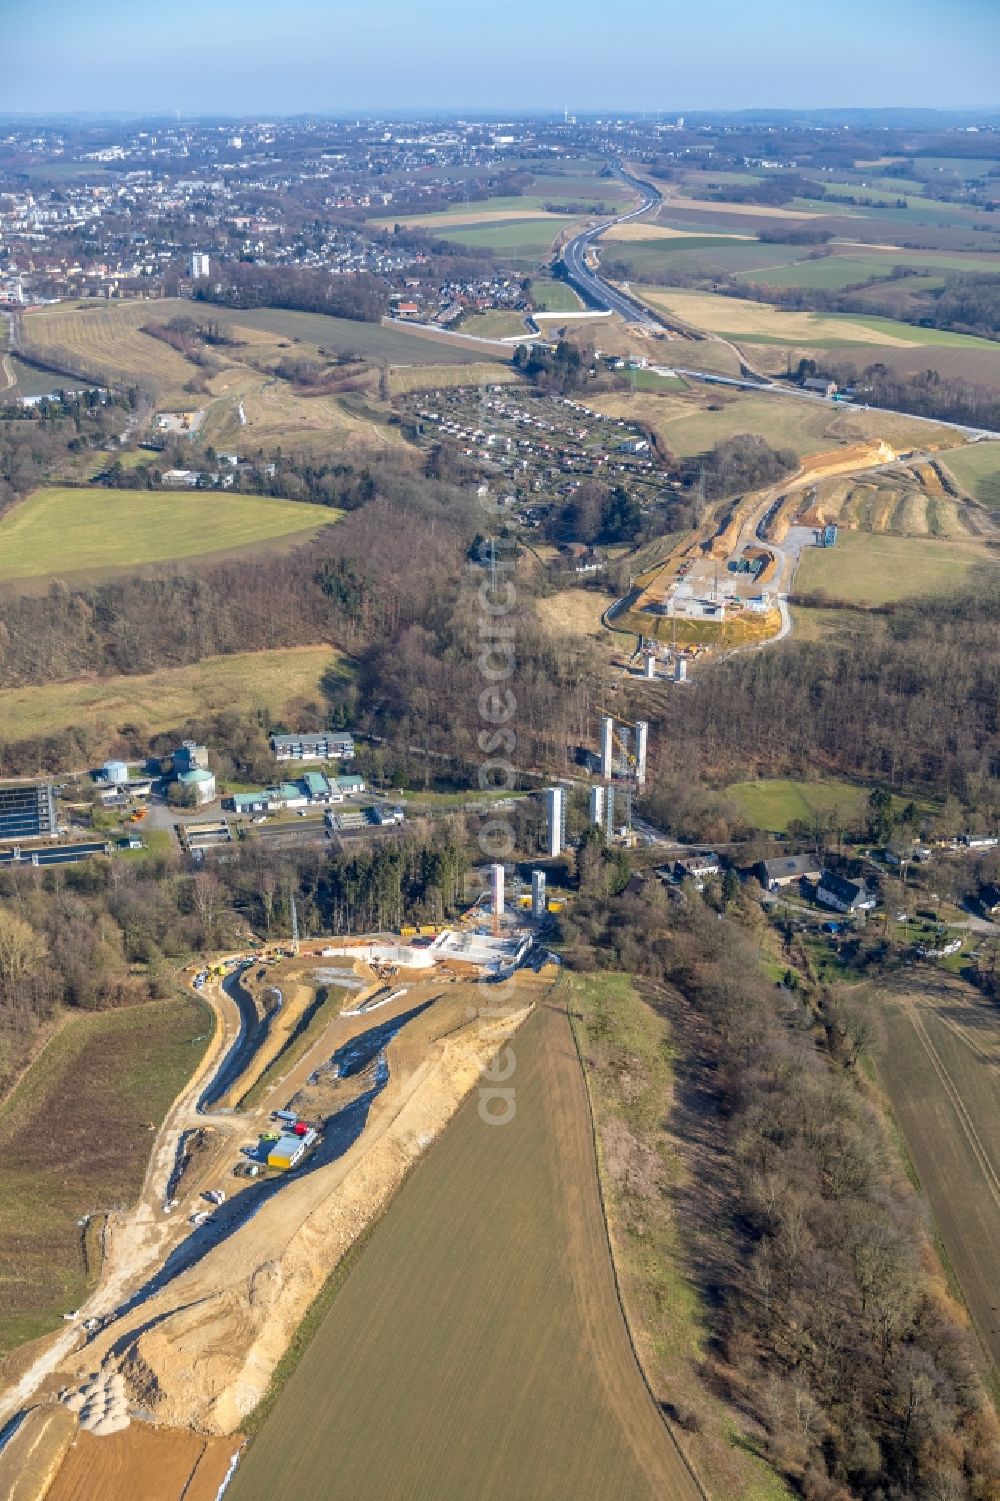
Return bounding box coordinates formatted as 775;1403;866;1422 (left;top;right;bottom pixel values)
556;170;1000;442
558;164;663;327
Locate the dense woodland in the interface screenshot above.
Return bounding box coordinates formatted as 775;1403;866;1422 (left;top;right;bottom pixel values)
684;432;797;500
195;263;388;322
650;580;1000;806
797;360;1000;431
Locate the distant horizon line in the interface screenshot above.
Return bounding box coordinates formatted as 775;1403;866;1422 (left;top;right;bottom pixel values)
1;106;999;122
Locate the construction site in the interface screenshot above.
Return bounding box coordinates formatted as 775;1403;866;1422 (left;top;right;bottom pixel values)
0;915;558;1500
542;711;650;860
612;438;910;651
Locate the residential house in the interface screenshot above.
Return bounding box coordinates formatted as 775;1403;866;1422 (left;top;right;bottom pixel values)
755;853;823;890
817;870;876;914
674;852;721;887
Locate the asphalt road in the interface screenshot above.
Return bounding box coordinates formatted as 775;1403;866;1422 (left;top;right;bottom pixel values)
558;164;663;327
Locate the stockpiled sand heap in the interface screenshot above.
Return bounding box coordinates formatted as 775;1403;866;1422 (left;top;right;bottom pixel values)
62;1369;130;1435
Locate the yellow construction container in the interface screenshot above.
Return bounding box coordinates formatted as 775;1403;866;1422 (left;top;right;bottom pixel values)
400;925;417;937
267;1135;305;1170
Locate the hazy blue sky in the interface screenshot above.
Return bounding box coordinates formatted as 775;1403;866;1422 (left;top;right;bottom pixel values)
5;0;999;114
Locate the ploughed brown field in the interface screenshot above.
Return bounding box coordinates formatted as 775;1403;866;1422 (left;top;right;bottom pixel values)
873;974;1000;1384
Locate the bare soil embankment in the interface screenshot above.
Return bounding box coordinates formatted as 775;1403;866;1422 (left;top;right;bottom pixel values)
58;975;541;1436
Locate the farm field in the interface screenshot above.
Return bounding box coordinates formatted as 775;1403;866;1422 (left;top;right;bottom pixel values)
940;442;1000;508
0;645;346;748
745;338;1000;387
18;301;509;421
210;304;507;365
428;217;564;259
229;1001;699;1501
0;998;211;1361
795;528;988;604
456;309;529;340
603;222;740;243
658;195;824;222
387;360;522;395
724;777;871;832
872;976;1000;1384
603;235;804;280
913;156;1000;178
21;301;201;405
531;277;584;311
369;201;564;226
805;197;995;230
0;487;337;586
736;255;928;291
591;387;957;461
639;288;1000;349
8;354;74;397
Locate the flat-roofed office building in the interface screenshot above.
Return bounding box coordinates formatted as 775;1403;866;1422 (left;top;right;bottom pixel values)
0;782;58;841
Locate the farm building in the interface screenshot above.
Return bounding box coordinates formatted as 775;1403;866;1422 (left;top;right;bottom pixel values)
271;732;355;763
817;871;877;914
756;854;823;890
